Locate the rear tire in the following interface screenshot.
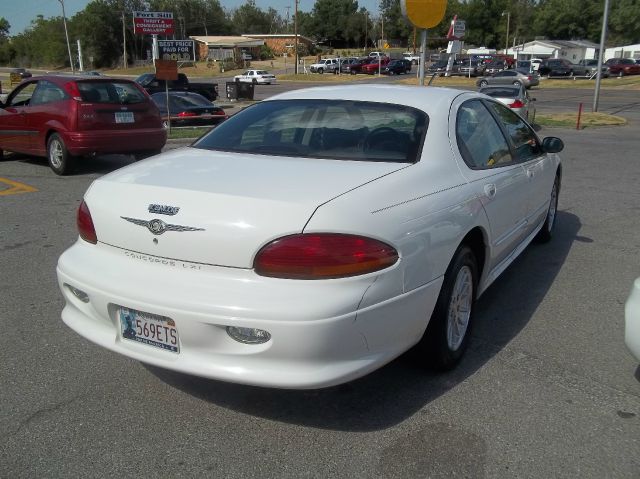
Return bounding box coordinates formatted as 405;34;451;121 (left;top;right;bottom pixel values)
417;245;478;371
535;176;559;243
513;80;521;86
479;80;488;87
47;133;75;175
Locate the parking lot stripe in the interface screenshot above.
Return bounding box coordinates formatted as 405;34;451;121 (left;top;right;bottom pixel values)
0;177;38;196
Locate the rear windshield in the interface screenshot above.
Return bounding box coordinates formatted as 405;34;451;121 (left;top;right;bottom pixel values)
480;87;520;98
77;81;147;104
153;93;211;109
194;99;428;163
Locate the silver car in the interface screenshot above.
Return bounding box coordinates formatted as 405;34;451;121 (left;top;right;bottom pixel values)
479;85;536;123
477;70;540;89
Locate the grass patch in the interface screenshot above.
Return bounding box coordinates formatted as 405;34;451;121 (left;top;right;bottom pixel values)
535;112;627;129
167;127;211;139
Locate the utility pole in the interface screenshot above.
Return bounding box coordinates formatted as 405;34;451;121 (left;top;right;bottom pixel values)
122;11;128;69
57;0;75;73
294;0;299;74
364;11;368;51
502;11;510;54
593;0;611;112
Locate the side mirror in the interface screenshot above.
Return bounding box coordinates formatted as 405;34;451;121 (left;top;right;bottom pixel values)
542;136;564;153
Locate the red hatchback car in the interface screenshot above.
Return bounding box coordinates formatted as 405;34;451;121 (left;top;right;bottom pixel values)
361;57;390;74
604;58;640;77
0;75;166;175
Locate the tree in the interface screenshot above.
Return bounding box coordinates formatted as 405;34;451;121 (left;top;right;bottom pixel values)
231;0;278;34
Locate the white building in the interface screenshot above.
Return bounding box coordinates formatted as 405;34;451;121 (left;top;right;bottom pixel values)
604;43;640;60
506;39;599;62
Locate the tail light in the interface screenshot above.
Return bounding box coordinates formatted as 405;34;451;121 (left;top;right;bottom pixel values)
177;111;198;117
508;99;525;108
527;75;533;81
77;200;97;244
254;233;398;279
63;81;83;101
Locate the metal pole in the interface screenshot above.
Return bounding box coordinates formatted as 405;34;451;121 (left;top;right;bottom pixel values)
504;11;510;54
419;29;427;86
77;39;84;71
58;0;75;73
593;0;611;112
294;0;299;75
122;11;128;69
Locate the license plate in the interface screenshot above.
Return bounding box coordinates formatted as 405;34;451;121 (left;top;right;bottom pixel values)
119;307;179;353
115;111;134;123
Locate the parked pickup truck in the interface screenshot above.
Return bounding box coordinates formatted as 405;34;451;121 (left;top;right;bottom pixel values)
402;52;421;64
135;73;218;101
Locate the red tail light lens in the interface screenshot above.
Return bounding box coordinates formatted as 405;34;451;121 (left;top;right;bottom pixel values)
254;233;398;279
177;111;198;117
508;99;525;108
63;81;83;101
77;200;97;244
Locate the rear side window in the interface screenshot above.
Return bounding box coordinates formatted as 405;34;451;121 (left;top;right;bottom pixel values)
31;80;67;105
77;81;146;104
194;99;428;163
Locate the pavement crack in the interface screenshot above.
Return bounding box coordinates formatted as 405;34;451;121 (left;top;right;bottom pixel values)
6;394;84;438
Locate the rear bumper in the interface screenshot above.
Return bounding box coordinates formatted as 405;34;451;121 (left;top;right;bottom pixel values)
63;128;167;156
57;241;441;389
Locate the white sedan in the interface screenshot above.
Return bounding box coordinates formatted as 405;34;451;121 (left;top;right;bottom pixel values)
625;278;640;361
233;70;276;84
57;85;564;389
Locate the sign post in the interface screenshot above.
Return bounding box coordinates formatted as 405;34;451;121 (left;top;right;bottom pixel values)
400;0;447;86
155;60;178;133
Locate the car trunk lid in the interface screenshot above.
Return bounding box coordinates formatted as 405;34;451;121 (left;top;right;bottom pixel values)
85;147;405;268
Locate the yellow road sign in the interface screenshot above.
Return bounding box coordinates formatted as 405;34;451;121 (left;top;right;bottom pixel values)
401;0;447;29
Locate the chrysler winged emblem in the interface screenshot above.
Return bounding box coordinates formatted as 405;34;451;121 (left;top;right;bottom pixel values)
121;217;205;235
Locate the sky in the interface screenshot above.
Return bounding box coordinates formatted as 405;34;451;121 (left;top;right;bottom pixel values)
3;0;382;35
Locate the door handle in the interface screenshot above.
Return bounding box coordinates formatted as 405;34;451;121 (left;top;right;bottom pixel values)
526;169;535;179
484;183;497;198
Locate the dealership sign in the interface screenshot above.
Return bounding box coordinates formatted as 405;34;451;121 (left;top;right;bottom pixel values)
133;11;174;35
157;40;195;61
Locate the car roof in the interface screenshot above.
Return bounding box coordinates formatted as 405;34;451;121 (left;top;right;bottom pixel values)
267;85;475;118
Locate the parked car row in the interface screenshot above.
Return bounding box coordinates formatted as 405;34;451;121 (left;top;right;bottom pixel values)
310;56;412;75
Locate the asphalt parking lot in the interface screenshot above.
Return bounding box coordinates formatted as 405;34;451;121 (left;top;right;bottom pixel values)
1;85;639;477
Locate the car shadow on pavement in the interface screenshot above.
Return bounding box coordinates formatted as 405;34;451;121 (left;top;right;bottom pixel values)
147;210;582;432
7;153;137;175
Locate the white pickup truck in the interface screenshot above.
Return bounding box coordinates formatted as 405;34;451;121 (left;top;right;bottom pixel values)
402;52;421;64
309;58;339;74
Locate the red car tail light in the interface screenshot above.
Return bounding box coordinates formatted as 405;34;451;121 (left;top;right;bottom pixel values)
177;111;198;117
508;99;525;108
77;200;97;244
254;233;398;279
63;81;83;101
